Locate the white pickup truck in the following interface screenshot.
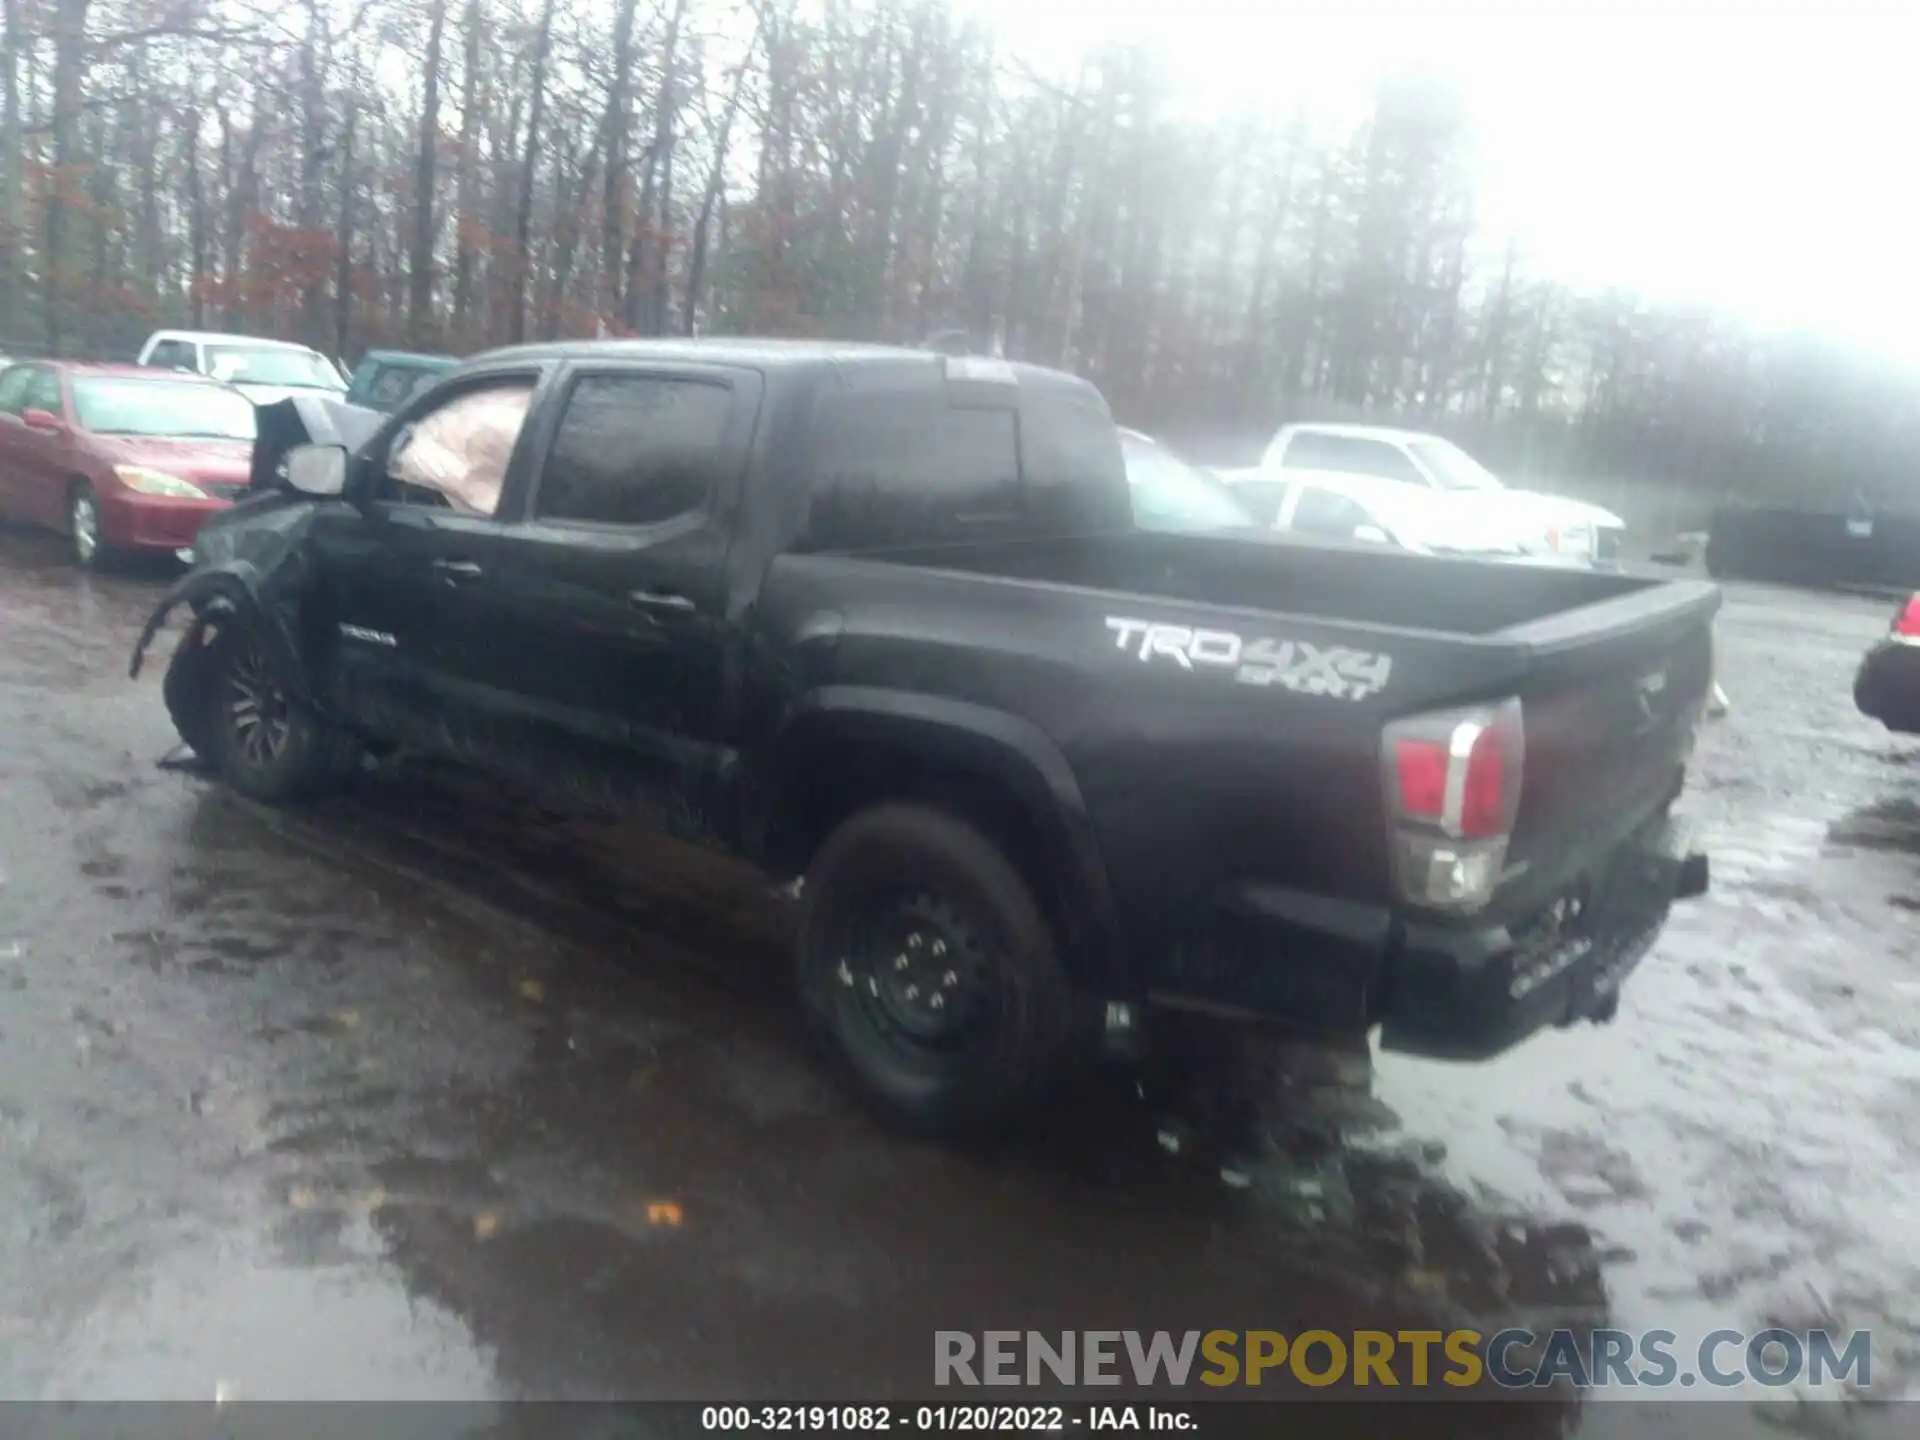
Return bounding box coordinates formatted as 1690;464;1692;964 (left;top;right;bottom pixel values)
1216;422;1627;569
137;330;349;408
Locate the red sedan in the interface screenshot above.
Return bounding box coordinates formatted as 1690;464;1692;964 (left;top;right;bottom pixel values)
0;361;255;567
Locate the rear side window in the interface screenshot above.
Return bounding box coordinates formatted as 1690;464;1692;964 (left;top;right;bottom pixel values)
1290;486;1377;540
1282;432;1426;485
804;394;1020;549
536;374;733;527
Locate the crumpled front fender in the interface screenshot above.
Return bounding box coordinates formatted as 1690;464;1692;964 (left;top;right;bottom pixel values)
128;562;309;707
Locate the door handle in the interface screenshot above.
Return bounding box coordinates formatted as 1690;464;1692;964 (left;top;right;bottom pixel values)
431;558;484;584
628;589;696;618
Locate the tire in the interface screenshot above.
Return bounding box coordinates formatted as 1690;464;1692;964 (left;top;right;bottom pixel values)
796;803;1072;1133
201;621;359;804
162;620;224;762
68;482;106;569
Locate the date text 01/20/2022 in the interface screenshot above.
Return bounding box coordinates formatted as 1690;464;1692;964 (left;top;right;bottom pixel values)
700;1406;1191;1431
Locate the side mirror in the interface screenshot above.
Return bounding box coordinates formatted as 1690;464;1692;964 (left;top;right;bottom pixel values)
1352;523;1391;545
21;407;65;434
284;442;348;497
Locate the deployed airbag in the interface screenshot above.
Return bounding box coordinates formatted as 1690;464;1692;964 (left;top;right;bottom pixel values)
387;383;534;516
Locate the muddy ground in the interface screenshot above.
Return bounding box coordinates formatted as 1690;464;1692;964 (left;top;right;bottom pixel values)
0;526;1913;1436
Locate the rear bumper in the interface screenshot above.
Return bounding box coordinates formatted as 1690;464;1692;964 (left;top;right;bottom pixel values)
1380;836;1707;1059
99;491;230;551
1151;820;1708;1060
1855;639;1920;733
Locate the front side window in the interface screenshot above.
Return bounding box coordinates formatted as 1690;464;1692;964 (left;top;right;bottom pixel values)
1282;432;1427;486
73;379;255;439
535;374;733;527
385;380;538;515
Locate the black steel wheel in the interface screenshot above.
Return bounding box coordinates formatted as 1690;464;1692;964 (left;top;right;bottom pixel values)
844;890;999;1059
796;803;1071;1132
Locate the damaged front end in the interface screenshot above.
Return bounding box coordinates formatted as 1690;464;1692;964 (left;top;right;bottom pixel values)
129;394;384;759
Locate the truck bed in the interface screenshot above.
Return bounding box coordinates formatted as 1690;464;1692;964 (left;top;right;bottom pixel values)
769;529;1718;980
864;529;1662;636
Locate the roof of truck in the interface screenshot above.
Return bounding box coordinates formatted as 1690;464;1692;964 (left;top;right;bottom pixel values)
471;338;1091;390
356;349;459;368
478;337;916;364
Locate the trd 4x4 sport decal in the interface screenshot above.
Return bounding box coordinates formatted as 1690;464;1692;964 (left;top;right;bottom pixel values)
1103;616;1393;702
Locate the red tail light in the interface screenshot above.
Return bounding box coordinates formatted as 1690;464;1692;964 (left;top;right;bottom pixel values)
1393;738;1449;818
1893;595;1920;638
1382;699;1525;911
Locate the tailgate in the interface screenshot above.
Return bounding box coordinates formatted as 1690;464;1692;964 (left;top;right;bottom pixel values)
1500;580;1719;903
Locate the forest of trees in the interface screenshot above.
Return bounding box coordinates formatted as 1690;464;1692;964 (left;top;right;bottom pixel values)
1;0;1914;527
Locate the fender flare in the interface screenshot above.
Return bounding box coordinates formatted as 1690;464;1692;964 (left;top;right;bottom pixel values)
128;562;311;706
753;687;1123;988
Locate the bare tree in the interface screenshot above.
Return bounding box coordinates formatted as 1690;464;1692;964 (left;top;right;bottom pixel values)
0;0;1907;523
408;0;450;346
508;0;557;344
625;0;690;333
598;0;639;322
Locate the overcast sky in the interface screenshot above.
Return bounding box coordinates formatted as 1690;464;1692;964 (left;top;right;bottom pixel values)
958;0;1916;362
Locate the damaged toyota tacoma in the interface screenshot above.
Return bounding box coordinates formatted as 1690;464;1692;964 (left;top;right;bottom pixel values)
131;340;1715;1130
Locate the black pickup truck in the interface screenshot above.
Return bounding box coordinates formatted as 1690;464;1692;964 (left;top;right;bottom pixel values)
131;340;1714;1130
